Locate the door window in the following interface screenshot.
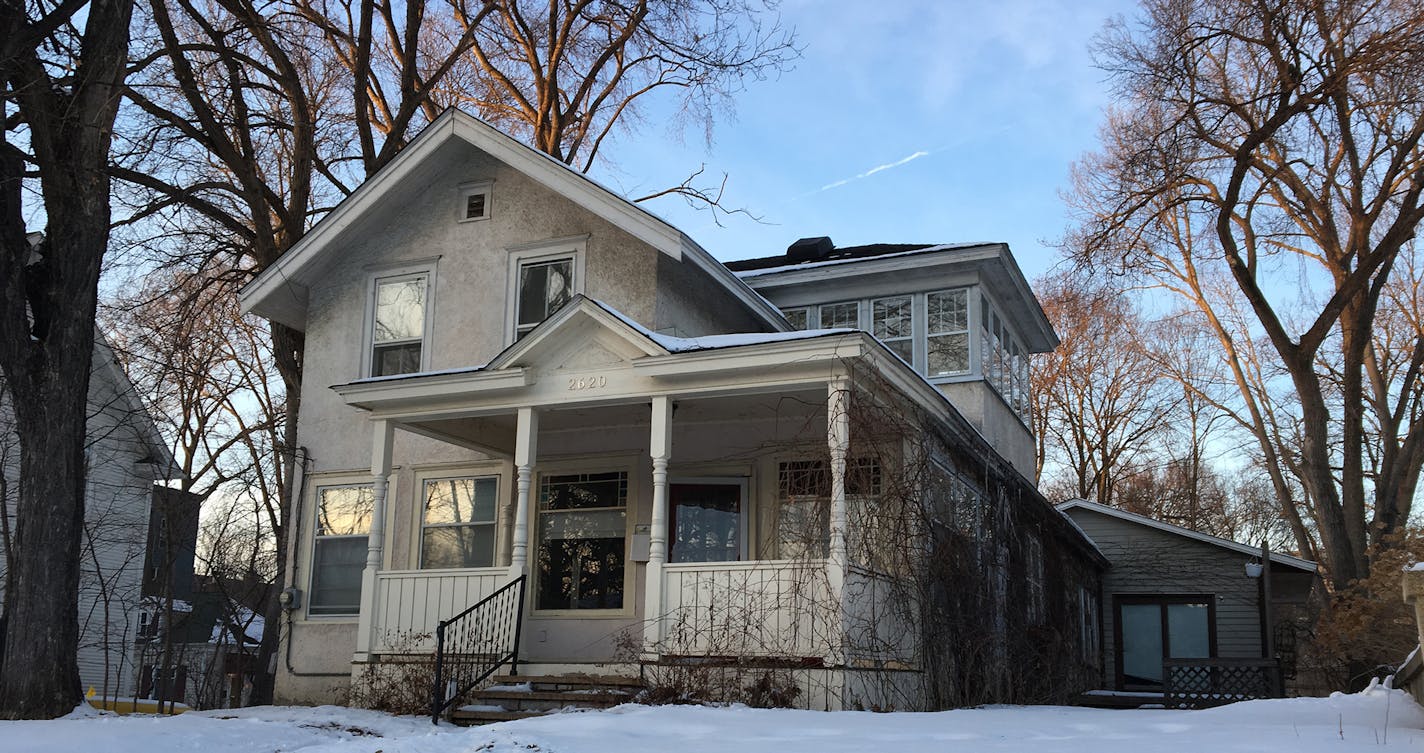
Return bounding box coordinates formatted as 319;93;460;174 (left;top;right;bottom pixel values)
1117;596;1214;690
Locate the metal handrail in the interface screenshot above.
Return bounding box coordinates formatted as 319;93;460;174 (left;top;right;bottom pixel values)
431;574;526;724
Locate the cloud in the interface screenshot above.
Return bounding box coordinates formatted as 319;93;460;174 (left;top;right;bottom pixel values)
814;150;931;194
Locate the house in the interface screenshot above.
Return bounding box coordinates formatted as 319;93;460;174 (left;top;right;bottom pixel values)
134;579;268;710
0;334;180;700
1058;499;1318;704
239;108;1105;713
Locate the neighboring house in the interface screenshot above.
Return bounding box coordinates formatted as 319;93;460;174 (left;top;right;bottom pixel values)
1058;499;1318;701
134;581;268;710
239;108;1105;712
0;334;179;699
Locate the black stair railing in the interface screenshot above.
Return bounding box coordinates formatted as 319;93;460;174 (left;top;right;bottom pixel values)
431;574;526;724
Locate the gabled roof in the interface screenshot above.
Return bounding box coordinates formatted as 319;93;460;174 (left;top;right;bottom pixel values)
1056;499;1316;572
238;108;785;332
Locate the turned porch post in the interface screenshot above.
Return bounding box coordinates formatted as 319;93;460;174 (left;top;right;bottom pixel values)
643;395;674;657
826;380;850;665
509;407;539;580
354;419;394;660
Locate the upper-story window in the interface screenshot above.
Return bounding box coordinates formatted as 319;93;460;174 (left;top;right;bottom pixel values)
782;307;810;330
819;301;859;329
927;289;970;377
508;236;586;342
368;268;432;377
872;296;913;363
458;180;493;222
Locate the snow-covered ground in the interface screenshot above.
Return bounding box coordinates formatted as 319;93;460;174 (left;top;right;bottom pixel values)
4;686;1423;753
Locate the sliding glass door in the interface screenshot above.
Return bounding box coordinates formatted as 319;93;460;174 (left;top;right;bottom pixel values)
1115;595;1215;690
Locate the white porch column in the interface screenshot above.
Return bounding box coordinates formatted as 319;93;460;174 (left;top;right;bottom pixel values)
826;380;850;665
509;407;539;580
643;396;673;657
354;419;394;661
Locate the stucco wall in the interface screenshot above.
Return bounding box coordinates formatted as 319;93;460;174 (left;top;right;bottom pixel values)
934;381;1034;478
1063;507;1277;689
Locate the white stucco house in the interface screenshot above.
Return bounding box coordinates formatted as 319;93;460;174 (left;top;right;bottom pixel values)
0;335;179;699
240;109;1106;714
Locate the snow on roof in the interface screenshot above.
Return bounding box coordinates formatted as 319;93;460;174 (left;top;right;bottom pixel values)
730;242;993;279
1056;498;1317;572
588;297;857;352
210;604;264;645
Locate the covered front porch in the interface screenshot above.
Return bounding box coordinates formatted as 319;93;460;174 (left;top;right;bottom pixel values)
330;300;925;686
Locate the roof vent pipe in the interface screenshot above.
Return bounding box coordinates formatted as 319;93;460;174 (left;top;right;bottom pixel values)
787;236;834;262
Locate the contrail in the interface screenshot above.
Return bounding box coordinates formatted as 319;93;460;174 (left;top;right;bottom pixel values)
815;150;931;193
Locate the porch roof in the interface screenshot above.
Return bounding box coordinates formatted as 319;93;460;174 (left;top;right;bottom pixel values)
330;298;979;447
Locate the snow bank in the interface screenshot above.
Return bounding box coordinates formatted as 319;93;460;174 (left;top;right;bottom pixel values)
4;688;1423;753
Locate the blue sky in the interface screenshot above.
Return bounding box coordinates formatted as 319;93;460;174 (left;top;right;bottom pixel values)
593;0;1138;280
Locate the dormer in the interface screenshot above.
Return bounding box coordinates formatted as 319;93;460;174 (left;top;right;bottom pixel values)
727;238;1057;478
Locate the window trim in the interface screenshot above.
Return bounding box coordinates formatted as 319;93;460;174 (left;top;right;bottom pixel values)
871;294;915;368
307;481;377;619
667;476;750;564
457;179;494;223
417;472;502;571
505;235;588;345
362;260;437;378
818;300;861;330
530;456;636;618
925;287;972;379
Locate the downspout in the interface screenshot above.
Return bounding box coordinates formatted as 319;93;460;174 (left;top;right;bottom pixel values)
281;446;346;677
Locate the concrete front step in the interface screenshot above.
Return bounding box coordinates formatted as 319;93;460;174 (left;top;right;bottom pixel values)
448;673;647;726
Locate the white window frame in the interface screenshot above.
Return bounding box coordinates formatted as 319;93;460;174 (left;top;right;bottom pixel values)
871;295;915;367
925;287;972;379
418;473;502;570
307;481;376;619
531;457;636;617
362;259;437;378
781;306;811;331
457;180;493;223
505;235;588;345
818;300;861;330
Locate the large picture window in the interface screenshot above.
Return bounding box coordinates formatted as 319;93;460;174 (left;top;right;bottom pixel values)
421;476;498;569
369;272;429;377
536;472;628;610
310;485;374;616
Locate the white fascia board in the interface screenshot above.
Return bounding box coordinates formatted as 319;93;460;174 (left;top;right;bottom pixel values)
332;367;531;409
238;115;460;324
678;234;791;332
485;296;668;370
633;333;865;377
1055;499;1318;572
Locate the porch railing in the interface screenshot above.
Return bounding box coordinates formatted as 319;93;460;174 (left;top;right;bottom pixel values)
1163;657;1282;708
658;560;834;660
431;575;526;724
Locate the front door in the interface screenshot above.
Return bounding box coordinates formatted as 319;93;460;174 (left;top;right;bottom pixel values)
1115;595;1215;690
668;479;747;563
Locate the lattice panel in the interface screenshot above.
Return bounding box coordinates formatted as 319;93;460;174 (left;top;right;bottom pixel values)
1164;660;1280;709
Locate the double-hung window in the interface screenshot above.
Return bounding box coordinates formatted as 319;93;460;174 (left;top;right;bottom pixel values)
310;484;374;616
420;476;498;569
515;257;574;339
369;272;429;377
927;289;970;377
872;296;913;364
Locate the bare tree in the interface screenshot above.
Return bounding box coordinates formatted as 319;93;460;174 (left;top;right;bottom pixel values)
1068;0;1424;587
1031;271;1173;506
0;0;135;717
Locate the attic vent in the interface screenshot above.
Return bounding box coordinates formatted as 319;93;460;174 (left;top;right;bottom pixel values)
458;180;493;223
787;236;834;263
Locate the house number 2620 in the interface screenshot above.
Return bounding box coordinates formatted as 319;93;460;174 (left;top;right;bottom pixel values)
568;375;608;391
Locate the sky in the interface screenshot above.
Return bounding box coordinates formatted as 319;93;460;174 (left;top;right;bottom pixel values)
590;0;1139;279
